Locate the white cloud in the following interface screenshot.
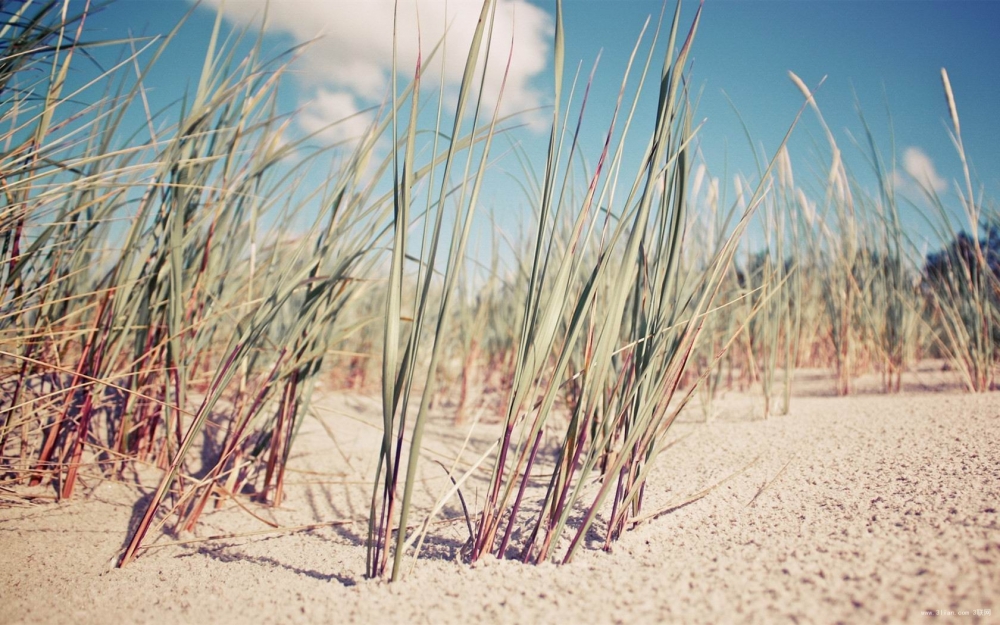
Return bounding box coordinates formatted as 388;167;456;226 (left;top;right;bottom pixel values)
892;146;947;195
298;90;374;145
196;0;553;144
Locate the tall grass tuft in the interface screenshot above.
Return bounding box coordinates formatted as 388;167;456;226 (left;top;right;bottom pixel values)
0;2;393;564
467;0;809;566
916;70;998;392
366;0;513;581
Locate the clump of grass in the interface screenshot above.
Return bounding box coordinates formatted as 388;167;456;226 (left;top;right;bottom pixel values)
466;0;811;566
0;1;394;564
788;72;864;396
850;103;917;393
915;70;998;392
366;0;513;580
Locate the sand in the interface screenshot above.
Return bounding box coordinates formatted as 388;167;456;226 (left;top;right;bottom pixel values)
2;370;998;624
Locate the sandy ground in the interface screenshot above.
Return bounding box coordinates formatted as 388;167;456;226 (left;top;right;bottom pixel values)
1;368;998;624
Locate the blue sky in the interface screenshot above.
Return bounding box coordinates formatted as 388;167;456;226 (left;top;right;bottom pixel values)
80;0;1000;257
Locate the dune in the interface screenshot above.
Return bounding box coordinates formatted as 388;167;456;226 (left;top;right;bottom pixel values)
2;371;997;624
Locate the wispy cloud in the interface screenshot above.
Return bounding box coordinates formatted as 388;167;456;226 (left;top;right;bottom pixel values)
892;146;947;196
195;0;553;144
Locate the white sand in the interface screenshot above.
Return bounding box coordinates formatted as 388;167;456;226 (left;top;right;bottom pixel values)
2;373;998;624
